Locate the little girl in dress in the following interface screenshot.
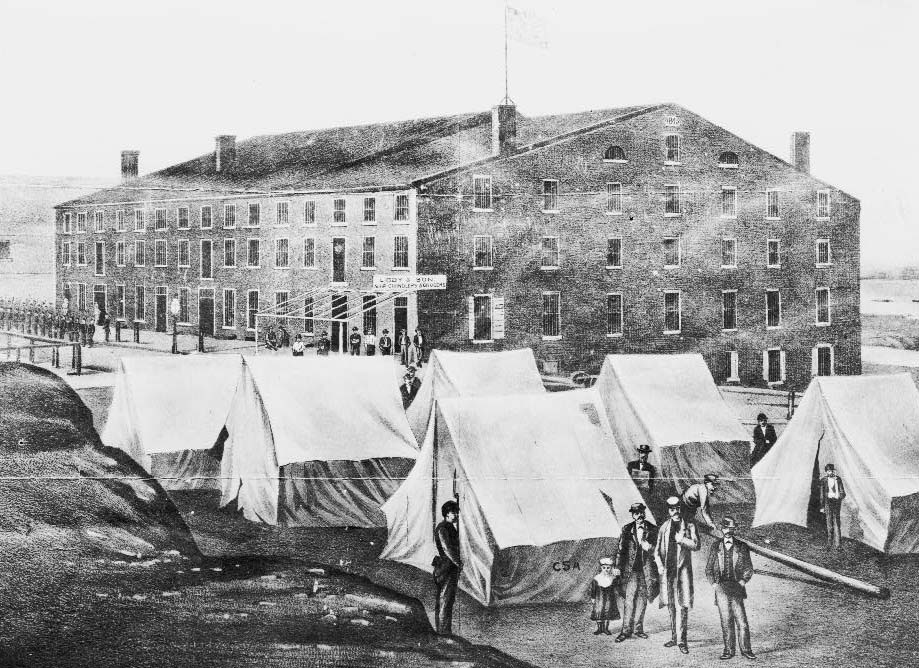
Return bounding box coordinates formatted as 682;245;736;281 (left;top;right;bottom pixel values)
588;557;620;635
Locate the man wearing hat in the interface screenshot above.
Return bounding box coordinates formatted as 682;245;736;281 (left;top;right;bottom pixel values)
750;413;777;467
820;463;846;549
680;474;720;533
627;445;657;494
316;330;331;356
655;496;700;654
378;329;393;356
349;326;362;355
400;366;422;409
613;502;659;642
705;516;755;660
433;500;461;634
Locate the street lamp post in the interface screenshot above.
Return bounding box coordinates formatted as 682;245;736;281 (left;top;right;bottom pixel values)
170;296;180;354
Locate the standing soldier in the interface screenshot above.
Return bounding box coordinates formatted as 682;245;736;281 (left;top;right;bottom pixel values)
348;326;362;356
316;330;331;356
433;500;461;635
820;463;846;549
655;496;700;655
613;502;659;642
705;516;756;660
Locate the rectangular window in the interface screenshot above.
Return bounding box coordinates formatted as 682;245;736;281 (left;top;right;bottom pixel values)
607;293;623;336
542;292;560;338
816;239;831;266
276;201;289;226
62;241;71;265
134;285;145;321
721;187;737;217
115;210;125;232
304;238;315;268
394;194;410;221
248;202;260;227
200;240;213;278
767;239;781;268
223;289;236;328
197;206;211;229
362;236;376;269
664;291;681;333
64;213;73;233
77;283;87;311
247;290;259;330
76;242;86;265
662;237;680;267
223;239;236;267
473;175;493;210
94;241;105;275
722;290;737;330
77;212;87;232
177;207;190;230
393;235;409;269
134;209;145;232
275;238;290;268
115;284;125;319
154;239;167;267
664;184;682;215
665;134;681;162
116;241;125;267
816;287;831;325
275;291;289;315
816;190;831;218
606;182;622;214
177;240;190;268
154;208;167;231
224;204;236;228
766;349;783;384
303;296;314;334
722;238;737;268
473;295;492;341
176;287;189;323
766;190;779;219
363;197;376;223
816;345;833;376
333;198;346;224
607;238;622;268
541;236;559;268
363;294;377;335
766;290;782;328
134;240;145;266
304;200;316;225
93;211;104;233
474;235;493;269
247;239;260;267
542;180;559;211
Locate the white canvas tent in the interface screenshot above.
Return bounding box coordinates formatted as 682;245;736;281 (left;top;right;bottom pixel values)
594;354;754;504
753;374;919;554
219;356;418;527
406;348;545;442
101;355;242;490
381;389;649;606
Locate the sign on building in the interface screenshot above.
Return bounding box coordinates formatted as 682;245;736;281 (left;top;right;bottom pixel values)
372;274;446;291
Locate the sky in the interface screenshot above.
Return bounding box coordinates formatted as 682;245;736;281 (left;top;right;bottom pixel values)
0;0;915;268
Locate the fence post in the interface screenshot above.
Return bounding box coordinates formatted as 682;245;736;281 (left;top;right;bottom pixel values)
76;344;82;375
28;339;34;363
115;319;122;342
16;348;21;362
71;343;76;370
133;321;140;344
198;329;204;353
5;334;9;359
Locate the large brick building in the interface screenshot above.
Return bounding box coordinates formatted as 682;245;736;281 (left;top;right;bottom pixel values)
56;102;860;389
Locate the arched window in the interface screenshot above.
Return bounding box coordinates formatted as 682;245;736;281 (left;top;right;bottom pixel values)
603;145;627;162
718;151;739;167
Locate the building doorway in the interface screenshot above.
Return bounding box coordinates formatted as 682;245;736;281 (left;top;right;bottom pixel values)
93;284;107;321
330;293;348;352
199;288;215;335
393;296;408;352
155;286;167;332
332;238;346;283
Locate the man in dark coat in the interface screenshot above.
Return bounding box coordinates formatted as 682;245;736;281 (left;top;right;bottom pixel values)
613;502;659;642
316;330;331;356
627;444;657;494
433;500;461;635
750;413;777;467
705;516;755;660
348;326;362;355
400;366;422;409
820;463;846;549
655;496;701;654
378;329;393;356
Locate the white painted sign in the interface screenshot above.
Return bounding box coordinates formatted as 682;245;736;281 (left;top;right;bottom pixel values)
372;274;446;291
492;296;505;339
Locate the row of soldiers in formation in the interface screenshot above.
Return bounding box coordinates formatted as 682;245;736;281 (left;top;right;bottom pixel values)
0;297;107;344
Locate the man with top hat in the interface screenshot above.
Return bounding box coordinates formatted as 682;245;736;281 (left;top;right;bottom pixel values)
680;474;720;533
820;463;846;549
627;445;657;494
750;413;777;467
613;501;659;642
655;496;700;654
705;516;755;660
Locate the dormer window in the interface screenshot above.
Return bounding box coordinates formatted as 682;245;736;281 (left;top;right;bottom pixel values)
718;151;739;168
603;145;627;162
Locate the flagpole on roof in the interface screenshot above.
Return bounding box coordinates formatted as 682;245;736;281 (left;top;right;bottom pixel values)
503;1;510;104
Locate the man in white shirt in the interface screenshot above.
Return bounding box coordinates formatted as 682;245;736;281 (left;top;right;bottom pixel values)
680;474;720;533
820;463;846;549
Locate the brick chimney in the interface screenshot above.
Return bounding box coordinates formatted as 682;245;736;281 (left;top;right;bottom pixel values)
492;104;517;156
215;135;237;172
120;150;139;181
790;132;810;173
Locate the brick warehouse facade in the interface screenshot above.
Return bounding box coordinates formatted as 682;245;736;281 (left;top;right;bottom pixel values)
55;102;859;389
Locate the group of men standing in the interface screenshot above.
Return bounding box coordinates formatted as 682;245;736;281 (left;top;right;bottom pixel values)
0;297;107;344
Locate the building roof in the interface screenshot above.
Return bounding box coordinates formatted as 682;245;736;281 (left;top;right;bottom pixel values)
57;104;655;207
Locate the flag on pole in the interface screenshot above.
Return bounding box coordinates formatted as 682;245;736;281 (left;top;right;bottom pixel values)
507;4;549;49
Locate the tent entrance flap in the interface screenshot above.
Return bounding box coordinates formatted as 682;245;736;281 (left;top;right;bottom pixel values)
658;440;754;505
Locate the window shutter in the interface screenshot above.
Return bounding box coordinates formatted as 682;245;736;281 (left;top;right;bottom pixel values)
780;350;787;381
492;296;505;340
467;296;475;340
829;346;834;375
762;351;769;381
811;347;818;377
730;351;739;381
